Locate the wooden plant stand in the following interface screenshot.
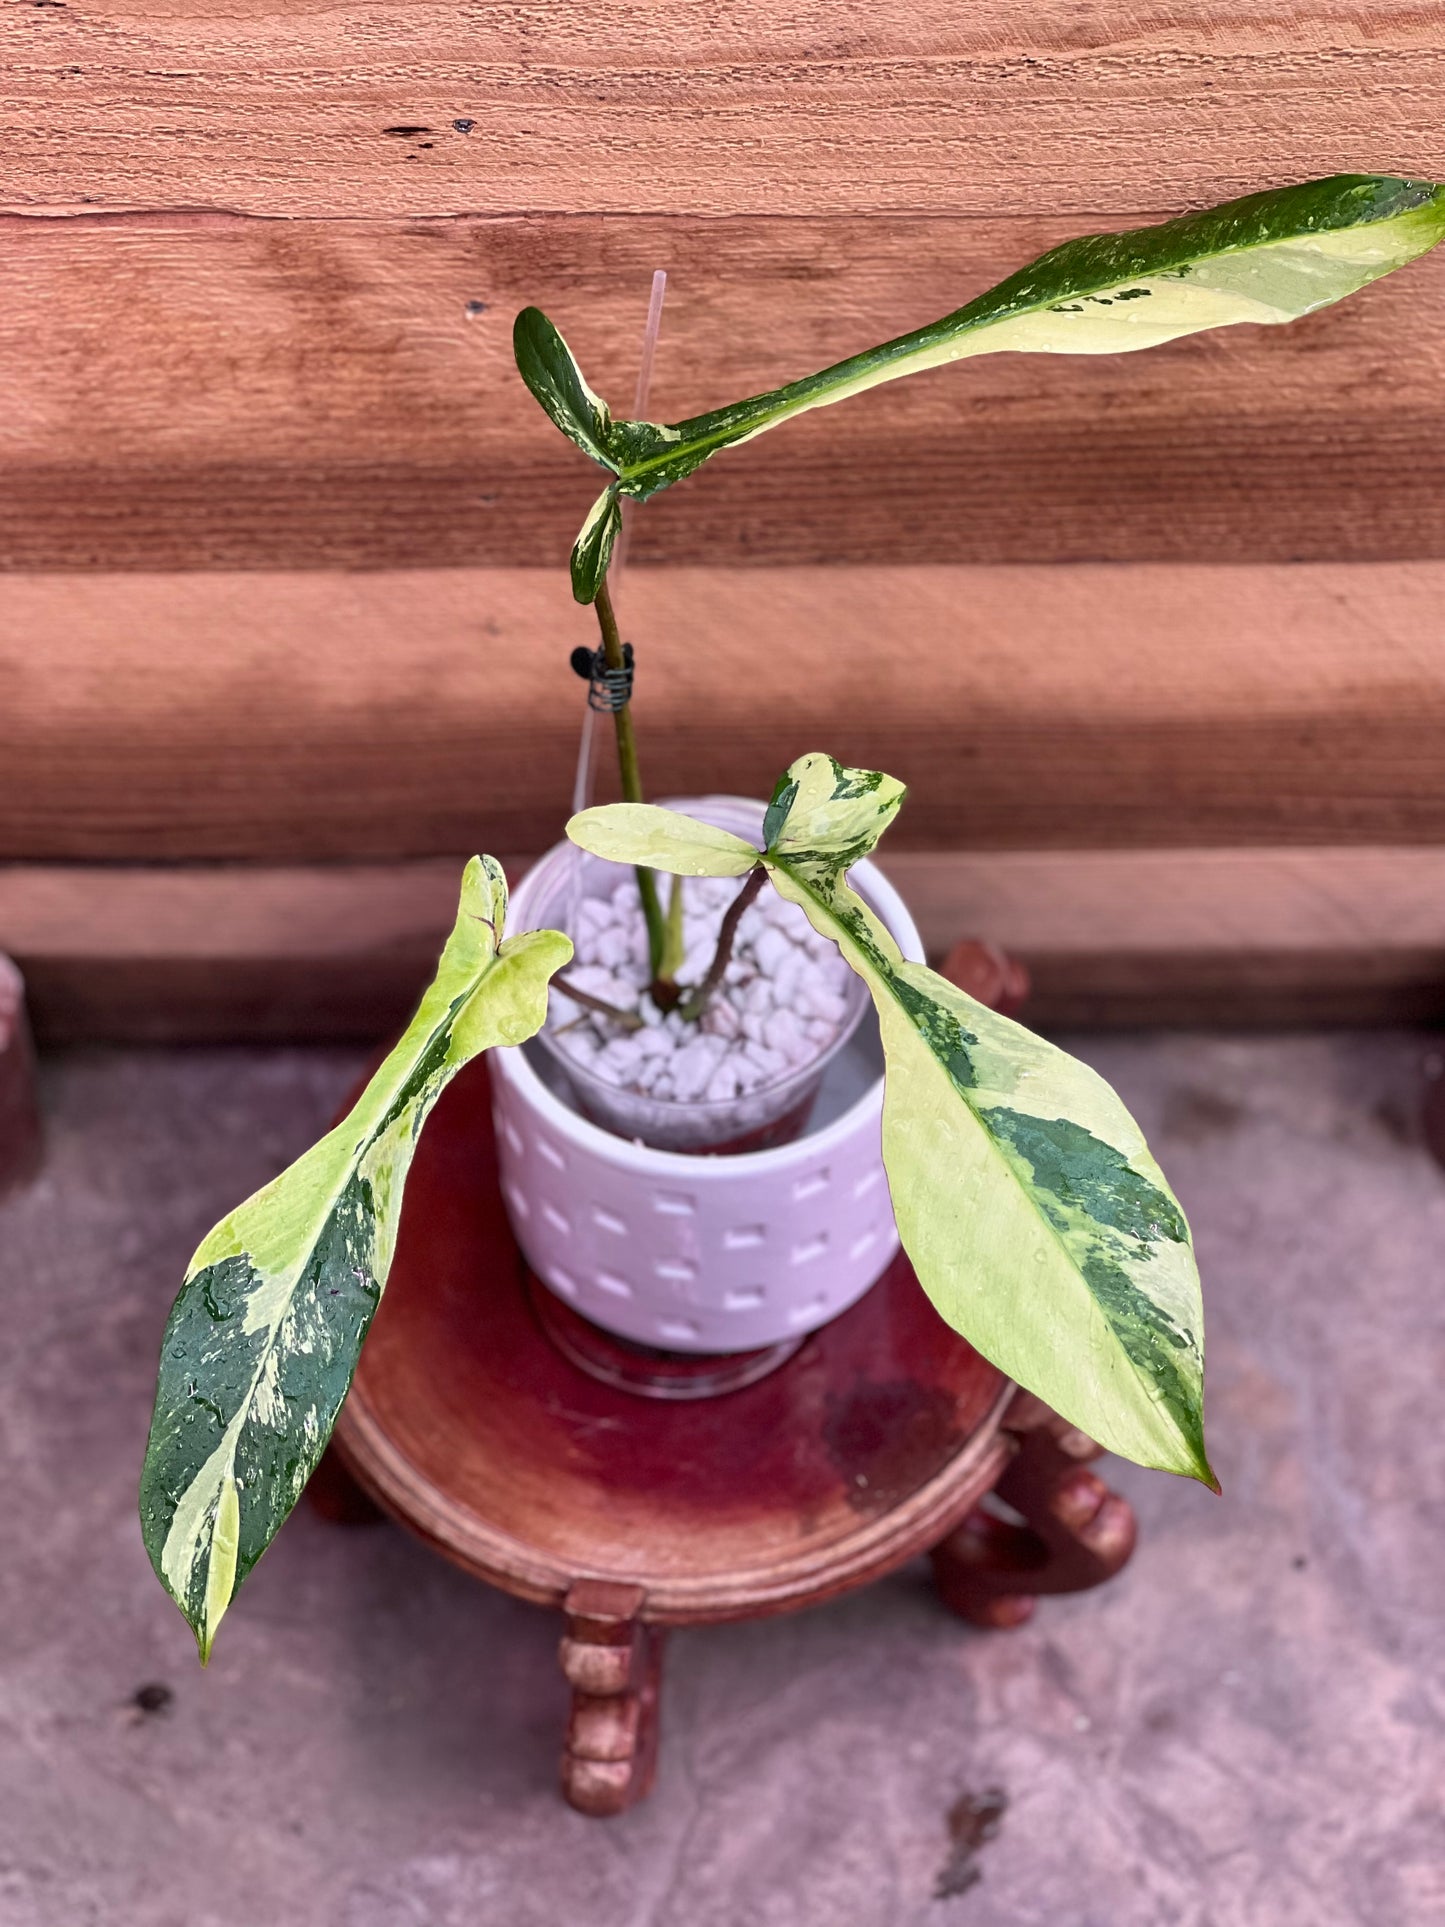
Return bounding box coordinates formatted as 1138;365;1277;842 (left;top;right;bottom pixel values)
0;956;42;1196
318;1053;1136;1814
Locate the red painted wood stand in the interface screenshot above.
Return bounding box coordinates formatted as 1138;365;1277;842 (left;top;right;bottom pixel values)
321;1053;1136;1815
0;956;42;1196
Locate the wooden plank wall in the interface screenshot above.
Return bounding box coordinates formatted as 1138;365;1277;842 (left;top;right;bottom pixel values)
1;2;1443;1037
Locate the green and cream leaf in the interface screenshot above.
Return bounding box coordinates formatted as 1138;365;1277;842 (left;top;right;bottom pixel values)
571;488;623;604
138;858;571;1661
759;757;1213;1484
516;175;1445;598
567;803;760;876
512;308;619;472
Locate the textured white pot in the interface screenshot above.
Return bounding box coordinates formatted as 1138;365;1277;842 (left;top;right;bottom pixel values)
490;798;925;1355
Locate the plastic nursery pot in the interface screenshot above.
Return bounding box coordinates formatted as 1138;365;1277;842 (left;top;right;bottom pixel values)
529;797;871;1155
489;800;926;1359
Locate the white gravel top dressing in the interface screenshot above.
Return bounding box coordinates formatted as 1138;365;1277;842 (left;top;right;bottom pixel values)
548;874;854;1106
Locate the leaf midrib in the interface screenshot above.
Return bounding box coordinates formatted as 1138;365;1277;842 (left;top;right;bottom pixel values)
768;852;1184;1439
609;213;1376;493
171;943;500;1569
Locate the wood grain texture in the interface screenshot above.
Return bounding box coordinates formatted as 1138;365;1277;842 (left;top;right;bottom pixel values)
3;4;1444;220
8;847;1445;1041
5;210;1445;571
0;954;42;1191
332;1055;1014;1623
3;563;1443;861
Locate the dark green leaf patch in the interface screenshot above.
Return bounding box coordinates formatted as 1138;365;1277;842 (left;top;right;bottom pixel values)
980;1109;1188;1249
140;1174;384;1627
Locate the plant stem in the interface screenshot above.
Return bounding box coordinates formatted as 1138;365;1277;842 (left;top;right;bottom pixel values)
552;973;644;1031
593;577;667;978
678;867;766;1022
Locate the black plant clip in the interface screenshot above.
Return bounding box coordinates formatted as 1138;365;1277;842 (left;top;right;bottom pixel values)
570;640;635;713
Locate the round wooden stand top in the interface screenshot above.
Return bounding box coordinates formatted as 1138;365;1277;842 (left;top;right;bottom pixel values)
336;1059;1013;1627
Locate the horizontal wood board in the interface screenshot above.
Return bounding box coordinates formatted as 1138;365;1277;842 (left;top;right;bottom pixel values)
2;563;1443;861
5;210;1445;571
7;848;1445;1041
4;4;1445;220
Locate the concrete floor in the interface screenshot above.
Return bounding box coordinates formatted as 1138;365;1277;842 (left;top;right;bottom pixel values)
2;1034;1442;1927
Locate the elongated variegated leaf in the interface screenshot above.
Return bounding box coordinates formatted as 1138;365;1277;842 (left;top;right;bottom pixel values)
568;759;1213;1484
516;175;1445;600
139;858;571;1660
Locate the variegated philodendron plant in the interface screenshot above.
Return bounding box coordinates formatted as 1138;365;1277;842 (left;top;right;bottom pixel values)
142;174;1445;1661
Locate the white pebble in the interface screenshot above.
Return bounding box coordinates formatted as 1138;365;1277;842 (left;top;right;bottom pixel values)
593;926;634;971
670;1041;719;1101
770;948;805;1007
799;985;848;1025
558;1029;599;1066
681;940;715;983
705;1063;742;1102
752;926;793;978
743;1042;788;1081
701;998;741;1040
763;1010;812;1065
576;897;612;940
597;1036;643;1079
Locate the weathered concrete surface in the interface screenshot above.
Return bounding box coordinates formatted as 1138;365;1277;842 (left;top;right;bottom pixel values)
1;1036;1441;1927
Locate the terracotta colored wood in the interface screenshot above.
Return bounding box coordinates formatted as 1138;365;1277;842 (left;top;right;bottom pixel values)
320;1000;1139;1808
930;1394;1138;1630
8;846;1445;1041
559;1581;665;1817
4;564;1445;864
305;1445;386;1527
4;5;1443;220
940;940;1030;1019
0;955;41;1194
3;213;1444;572
333;1055;1015;1623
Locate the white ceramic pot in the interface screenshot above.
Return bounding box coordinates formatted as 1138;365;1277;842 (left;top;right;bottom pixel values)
490;797;925;1355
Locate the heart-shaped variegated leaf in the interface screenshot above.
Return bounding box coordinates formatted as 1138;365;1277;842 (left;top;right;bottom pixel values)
139;858;571;1661
569;758;1213;1485
519;174;1445;601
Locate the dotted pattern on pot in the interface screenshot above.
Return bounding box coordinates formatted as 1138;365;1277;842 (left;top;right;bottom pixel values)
490;1086;899;1353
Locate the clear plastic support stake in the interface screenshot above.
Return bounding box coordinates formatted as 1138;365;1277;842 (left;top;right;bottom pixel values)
564;269;668;939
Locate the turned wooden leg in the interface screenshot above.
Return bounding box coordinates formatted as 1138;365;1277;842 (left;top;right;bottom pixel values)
559;1580;665;1817
0;957;42;1198
940;939;1031;1020
1424;1050;1445;1172
931;1392;1137;1629
306;1444;386;1525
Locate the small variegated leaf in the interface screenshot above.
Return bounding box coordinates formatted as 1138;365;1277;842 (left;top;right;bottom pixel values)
758;757;1213;1486
518;175;1445;596
762;753;906;863
571;488;623;604
139;858;571;1661
566;802;761;876
512;307;619;473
